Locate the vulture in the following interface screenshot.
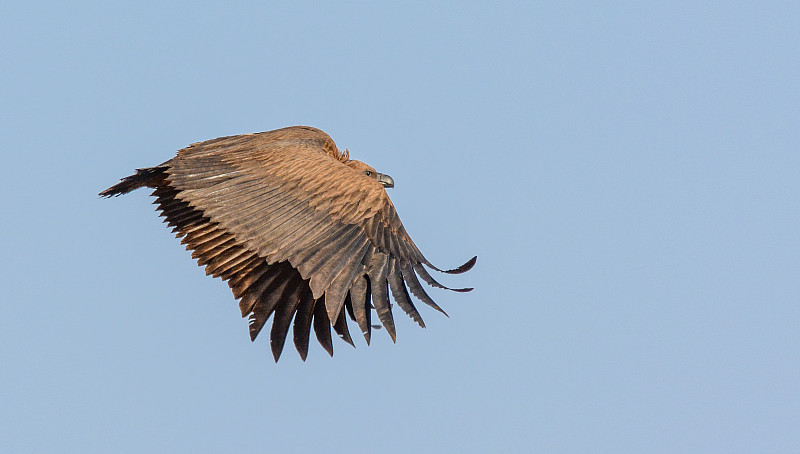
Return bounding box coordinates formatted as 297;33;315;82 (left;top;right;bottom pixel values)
100;126;476;361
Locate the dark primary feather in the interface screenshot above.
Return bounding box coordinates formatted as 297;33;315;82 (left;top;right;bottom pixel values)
367;253;395;342
100;126;475;361
292;288;317;361
312;299;334;357
349;274;372;344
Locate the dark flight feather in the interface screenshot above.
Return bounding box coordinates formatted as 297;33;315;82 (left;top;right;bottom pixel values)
388;258;424;328
312;298;334;357
292;288;316;361
349;274;372;344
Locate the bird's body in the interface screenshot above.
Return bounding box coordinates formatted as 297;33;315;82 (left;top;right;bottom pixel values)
101;126;475;361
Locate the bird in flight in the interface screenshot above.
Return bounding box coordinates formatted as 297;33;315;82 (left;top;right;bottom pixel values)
100;126;476;361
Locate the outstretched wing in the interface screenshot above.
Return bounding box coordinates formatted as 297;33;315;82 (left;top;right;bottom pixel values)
155;127;475;360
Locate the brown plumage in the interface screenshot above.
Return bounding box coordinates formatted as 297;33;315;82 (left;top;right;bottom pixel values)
100;126;476;361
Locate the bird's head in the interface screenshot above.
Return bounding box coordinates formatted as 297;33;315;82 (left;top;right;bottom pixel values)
346;160;394;188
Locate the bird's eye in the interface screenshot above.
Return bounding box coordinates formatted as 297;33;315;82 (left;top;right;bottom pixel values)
364;170;373;177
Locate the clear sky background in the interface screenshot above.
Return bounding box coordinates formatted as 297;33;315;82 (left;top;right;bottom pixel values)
2;1;798;453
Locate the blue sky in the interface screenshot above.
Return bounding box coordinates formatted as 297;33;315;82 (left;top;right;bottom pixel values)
2;1;798;453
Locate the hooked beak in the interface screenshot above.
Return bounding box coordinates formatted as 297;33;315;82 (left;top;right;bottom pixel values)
377;173;394;188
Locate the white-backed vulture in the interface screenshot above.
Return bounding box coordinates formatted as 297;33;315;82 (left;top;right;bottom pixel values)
101;126;475;361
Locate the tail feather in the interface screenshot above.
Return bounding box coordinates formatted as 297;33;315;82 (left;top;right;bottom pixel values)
99;166;168;197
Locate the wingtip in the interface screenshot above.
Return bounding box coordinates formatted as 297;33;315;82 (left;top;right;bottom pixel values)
425;255;478;275
444;255;477;274
98;186;118;198
413;263;475;293
271;340;285;362
384;323;397;343
340;334;356;348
